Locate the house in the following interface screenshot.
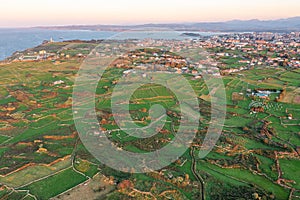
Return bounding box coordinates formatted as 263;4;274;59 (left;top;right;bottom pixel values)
20;55;40;61
39;50;47;55
251;107;265;113
53;80;65;85
123;69;134;76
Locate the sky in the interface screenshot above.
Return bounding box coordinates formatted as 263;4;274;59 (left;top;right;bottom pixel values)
0;0;299;27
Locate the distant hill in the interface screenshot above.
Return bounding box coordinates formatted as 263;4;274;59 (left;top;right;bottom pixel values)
36;17;300;32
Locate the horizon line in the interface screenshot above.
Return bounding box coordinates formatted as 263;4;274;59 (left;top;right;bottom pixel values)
0;16;299;29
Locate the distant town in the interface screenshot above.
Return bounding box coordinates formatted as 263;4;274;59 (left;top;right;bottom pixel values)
8;32;300;72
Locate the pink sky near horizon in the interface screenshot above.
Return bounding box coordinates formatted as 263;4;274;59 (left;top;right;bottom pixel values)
0;0;299;27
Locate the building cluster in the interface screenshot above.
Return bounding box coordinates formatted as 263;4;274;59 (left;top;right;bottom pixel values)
9;32;300;73
18;50;58;61
203;32;300;70
107;32;300;77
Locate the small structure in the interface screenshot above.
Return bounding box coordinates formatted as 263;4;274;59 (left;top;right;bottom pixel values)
251;106;265;113
123;69;135;76
255;93;269;99
37;147;48;153
53;80;65;85
20;55;39;61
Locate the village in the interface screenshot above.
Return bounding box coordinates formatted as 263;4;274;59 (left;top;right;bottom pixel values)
5;32;300;73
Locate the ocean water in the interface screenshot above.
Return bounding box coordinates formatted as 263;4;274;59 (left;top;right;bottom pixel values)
0;28;218;61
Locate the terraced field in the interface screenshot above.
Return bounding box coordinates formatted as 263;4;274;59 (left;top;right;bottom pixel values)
0;41;299;200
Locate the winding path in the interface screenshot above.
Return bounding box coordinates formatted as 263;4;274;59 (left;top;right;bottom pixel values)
190;147;206;200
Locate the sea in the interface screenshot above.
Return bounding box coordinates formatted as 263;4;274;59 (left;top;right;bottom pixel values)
0;28;219;61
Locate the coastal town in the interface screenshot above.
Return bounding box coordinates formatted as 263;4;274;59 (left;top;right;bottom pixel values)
6;31;300;73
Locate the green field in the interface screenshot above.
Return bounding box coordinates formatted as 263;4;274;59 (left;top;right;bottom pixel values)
21;168;87;200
